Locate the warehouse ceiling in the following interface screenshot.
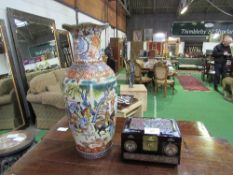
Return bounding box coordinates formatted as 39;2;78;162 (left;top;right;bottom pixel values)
128;0;233;15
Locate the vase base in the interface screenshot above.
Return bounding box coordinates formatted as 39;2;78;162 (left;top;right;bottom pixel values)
76;144;112;159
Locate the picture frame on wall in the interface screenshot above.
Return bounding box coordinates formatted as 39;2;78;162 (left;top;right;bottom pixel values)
133;30;142;42
144;28;153;41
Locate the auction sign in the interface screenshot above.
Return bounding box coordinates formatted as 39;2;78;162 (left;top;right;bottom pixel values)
172;21;233;36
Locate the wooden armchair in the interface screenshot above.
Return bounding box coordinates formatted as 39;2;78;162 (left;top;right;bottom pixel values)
153;62;175;97
134;62;152;86
136;59;149;75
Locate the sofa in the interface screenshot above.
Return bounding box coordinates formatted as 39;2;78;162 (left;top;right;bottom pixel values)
26;69;66;129
26;69;56;84
177;57;203;70
0;77;21;129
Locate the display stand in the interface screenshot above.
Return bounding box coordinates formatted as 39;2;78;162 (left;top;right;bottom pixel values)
116;99;143;118
120;84;147;112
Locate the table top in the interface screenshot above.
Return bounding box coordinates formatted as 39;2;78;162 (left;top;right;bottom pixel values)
120;84;147;92
5;117;233;175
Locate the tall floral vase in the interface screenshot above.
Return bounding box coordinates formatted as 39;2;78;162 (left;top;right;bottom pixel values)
63;23;117;159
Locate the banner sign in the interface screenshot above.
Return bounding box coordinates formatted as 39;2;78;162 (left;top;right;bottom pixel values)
172;21;233;36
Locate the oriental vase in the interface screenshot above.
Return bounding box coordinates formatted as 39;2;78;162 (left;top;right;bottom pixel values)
63;23;117;159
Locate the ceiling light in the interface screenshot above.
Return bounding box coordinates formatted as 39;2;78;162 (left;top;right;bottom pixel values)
179;0;195;15
180;6;188;15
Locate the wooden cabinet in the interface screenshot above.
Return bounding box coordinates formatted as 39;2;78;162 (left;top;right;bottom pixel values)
110;38;123;73
131;41;143;61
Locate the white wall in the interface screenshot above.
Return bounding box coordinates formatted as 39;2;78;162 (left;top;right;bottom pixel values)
127;41;131;60
0;0;76;29
117;30;126;39
143;41;147;50
106;26;116;46
179;42;185;55
202;42;218;54
202;42;233;54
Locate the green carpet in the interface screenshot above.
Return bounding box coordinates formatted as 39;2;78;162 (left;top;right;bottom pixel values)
35;130;48;142
0;130;11;135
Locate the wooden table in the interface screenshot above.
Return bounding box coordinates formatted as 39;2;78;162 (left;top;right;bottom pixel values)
5;117;233;175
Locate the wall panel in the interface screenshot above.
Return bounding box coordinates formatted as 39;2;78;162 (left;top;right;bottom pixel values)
108;1;117;27
117;6;126;32
60;0;126;32
77;0;106;22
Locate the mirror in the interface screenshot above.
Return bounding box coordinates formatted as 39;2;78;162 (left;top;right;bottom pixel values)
0;19;25;130
7;8;61;85
55;29;73;67
167;39;180;58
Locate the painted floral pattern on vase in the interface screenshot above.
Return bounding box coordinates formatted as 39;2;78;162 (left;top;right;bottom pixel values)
63;23;117;159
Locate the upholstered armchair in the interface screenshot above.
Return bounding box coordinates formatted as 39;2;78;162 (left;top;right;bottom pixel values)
0;78;20;129
136;59;149;75
153;62;175;97
134;62;152;86
26;69;66;129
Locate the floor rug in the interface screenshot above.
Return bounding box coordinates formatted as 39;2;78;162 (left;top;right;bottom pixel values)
177;75;209;91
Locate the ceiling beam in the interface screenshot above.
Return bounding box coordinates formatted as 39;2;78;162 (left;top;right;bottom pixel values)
110;0;130;16
119;0;130;16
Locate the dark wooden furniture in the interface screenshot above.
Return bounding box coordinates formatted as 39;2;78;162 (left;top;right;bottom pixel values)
110;38;123;73
5;117;233;175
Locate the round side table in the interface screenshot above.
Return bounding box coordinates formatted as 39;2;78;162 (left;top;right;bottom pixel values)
0;130;35;173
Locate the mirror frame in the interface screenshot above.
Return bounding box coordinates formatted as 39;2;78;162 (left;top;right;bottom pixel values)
55;29;73;67
7;8;62;87
0;19;26;129
7;8;63;124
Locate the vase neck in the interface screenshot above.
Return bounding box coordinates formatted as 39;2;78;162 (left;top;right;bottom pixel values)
72;25;104;63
